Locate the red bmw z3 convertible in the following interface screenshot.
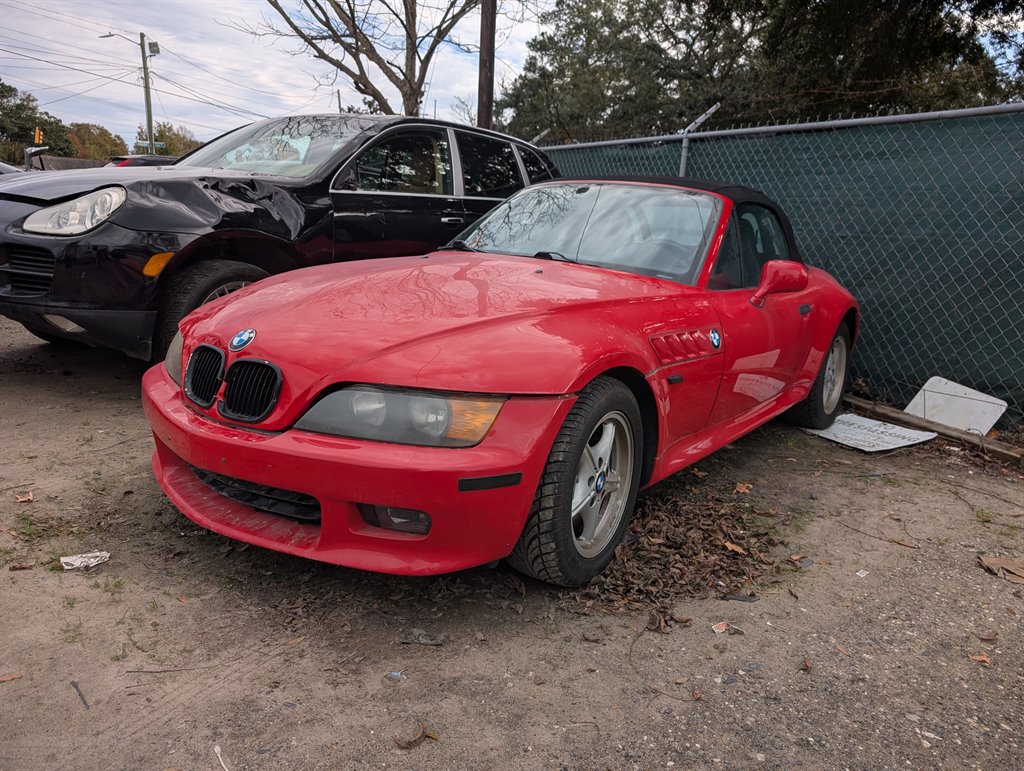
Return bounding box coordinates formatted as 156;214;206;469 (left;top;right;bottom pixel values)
143;177;859;586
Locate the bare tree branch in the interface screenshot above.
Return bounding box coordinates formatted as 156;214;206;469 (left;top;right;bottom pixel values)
235;0;535;115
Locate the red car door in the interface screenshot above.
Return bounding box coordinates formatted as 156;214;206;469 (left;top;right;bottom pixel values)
705;206;814;427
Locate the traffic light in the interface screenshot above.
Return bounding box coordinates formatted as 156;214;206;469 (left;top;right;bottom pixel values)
33;127;43;144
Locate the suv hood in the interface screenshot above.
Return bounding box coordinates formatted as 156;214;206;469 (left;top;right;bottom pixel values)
182;252;690;413
0;165;289;205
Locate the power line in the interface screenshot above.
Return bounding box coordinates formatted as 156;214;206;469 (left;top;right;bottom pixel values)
1;26;137;67
39;79;120;107
2;0;135;38
161;45;289;100
1;48;265;122
150;72;268;120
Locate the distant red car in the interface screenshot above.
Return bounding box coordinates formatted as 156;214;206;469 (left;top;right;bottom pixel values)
142;178;858;586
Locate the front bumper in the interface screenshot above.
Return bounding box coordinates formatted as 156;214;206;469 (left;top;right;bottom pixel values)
0;204;194;357
1;301;157;359
142;365;575;575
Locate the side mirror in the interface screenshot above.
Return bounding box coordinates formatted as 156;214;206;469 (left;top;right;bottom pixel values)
750;260;808;307
335;168;358;191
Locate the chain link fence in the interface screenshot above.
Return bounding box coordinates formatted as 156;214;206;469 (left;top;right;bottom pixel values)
544;104;1024;425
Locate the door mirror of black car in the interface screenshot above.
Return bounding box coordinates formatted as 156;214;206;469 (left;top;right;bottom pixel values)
335;168;358;191
750;260;808;307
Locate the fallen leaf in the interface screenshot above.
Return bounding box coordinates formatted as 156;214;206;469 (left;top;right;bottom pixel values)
8;563;33;571
394;722;437;750
711;621;731;635
788;587;799;600
581;631;602;643
692;689;703;701
733;482;753;494
400;628;445;646
788;554;804;563
835;644;850;656
15;491;33;503
969;652;992;666
800;656;813;672
286;636;305;646
976;631;999;642
978;555;1024;585
723;541;746;555
175;596;190;604
1;528;17;537
690;469;708;478
0;672;23;683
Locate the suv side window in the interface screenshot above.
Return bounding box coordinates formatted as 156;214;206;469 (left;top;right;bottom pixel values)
518;146;554;184
456;132;523;198
352;130;453;195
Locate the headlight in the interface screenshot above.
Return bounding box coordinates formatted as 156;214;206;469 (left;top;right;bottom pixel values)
294;386;504;448
164;330;184;386
23;187;127;235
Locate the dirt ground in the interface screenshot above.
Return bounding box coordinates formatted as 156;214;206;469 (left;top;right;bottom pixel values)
1;315;1022;770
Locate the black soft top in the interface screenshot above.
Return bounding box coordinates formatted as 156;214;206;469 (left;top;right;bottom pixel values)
549;175;803;262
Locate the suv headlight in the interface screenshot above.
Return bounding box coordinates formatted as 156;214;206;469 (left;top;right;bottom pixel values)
294;386;504;448
23;187;127;235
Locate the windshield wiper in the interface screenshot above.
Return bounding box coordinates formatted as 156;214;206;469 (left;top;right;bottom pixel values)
440;239;479;251
533;250;576;263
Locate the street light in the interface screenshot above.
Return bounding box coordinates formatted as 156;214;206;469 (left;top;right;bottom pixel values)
100;31;159;154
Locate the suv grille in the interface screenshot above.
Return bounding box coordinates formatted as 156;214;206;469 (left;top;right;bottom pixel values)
219;359;282;422
184;345;225;408
190;466;321;523
0;245;56;295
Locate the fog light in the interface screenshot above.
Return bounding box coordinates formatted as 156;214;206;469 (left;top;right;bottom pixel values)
42;314;86;333
358;504;432;535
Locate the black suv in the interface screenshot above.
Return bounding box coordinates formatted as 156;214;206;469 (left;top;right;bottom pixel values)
0;115;557;359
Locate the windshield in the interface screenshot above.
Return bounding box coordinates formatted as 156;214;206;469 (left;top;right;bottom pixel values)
177;115;380;178
459;182;722;285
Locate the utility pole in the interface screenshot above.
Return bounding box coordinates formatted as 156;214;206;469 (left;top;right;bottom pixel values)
139;33;155;154
476;0;496;129
101;31;158;154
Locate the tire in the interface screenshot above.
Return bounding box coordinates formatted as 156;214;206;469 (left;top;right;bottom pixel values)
786;322;851;429
507;376;643;587
153;260;269;360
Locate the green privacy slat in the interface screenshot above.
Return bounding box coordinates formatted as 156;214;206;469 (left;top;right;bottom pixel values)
546;112;1024;423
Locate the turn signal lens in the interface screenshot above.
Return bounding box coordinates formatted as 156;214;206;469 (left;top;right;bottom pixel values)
142;251;175;277
447;399;504;442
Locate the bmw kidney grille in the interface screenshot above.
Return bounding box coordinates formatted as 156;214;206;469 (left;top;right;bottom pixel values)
183;345;282;423
184;344;225;407
218;359;282;422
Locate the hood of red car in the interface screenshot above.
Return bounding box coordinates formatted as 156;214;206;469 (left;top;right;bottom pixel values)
183;251;691;410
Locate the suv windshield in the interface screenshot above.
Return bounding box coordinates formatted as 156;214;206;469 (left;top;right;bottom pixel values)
177;115;380;178
459;182;722;285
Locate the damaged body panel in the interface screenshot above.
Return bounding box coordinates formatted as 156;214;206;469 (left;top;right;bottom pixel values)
0;114;556;360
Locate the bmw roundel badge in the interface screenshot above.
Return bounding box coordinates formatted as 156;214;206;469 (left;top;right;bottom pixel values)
229;328;256;351
709;328;721;349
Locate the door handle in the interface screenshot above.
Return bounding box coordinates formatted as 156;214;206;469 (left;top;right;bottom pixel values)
441;217;464;225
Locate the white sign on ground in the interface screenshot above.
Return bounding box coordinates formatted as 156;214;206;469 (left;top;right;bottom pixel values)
804;413;937;452
904;376;1007;435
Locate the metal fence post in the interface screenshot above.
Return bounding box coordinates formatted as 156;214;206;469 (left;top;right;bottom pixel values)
678;103;719;177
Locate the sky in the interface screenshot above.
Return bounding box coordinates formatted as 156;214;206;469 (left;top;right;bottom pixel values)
0;0;543;147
